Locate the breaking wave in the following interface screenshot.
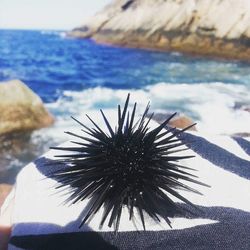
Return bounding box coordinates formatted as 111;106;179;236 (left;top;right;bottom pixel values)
43;82;250;141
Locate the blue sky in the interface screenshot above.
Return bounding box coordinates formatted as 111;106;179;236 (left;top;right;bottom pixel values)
0;0;111;30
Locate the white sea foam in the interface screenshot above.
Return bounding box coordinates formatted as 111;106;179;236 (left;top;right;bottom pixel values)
59;32;67;38
40;30;67;39
40;30;61;36
42;82;250;143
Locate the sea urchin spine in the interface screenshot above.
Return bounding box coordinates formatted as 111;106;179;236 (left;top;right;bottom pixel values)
50;94;209;232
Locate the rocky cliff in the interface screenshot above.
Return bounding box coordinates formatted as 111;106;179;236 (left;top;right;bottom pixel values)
69;0;250;60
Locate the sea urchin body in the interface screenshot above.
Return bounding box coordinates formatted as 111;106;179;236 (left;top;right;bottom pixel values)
50;94;208;232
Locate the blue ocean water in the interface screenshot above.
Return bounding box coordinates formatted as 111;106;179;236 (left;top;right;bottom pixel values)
1;30;250;102
0;29;250;182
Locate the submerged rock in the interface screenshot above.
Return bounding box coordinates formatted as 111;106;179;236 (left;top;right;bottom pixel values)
0;131;56;184
69;0;250;60
0;80;54;136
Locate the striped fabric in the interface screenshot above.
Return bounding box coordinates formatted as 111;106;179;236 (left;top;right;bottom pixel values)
7;131;250;250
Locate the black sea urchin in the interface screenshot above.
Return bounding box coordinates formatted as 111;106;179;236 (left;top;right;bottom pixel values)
50;94;208;232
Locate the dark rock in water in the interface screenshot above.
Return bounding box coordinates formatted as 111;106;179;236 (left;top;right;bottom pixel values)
69;0;250;60
0;80;54;136
0;132;55;184
238;105;250;113
0;183;12;207
152;113;197;131
233;102;250;112
244;107;250;112
232;132;250;137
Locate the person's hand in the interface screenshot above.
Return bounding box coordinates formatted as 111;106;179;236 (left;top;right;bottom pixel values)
0;190;14;250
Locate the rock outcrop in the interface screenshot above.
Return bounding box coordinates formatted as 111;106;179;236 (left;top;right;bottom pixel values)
0;80;54;135
69;0;250;60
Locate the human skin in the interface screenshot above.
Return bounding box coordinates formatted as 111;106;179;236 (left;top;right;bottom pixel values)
0;225;11;250
0;193;14;250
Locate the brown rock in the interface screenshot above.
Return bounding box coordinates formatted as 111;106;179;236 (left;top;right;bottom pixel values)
0;80;54;136
169;115;197;131
0;184;12;208
68;0;250;60
152;113;197;131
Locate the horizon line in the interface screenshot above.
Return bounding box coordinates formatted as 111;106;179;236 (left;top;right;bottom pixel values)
0;27;69;32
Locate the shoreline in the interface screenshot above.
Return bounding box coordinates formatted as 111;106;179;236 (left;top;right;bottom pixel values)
69;0;250;62
76;36;250;63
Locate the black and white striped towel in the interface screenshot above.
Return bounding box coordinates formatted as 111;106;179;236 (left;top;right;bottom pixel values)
5;130;250;250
